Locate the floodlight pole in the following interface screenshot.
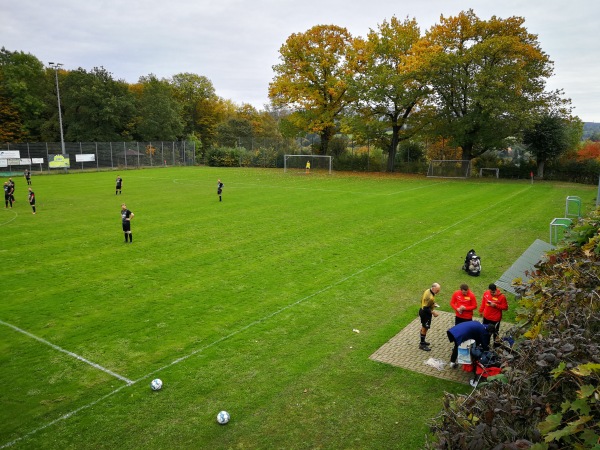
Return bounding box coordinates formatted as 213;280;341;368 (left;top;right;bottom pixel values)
49;62;66;156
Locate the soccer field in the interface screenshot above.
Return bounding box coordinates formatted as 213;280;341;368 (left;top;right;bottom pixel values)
0;167;595;449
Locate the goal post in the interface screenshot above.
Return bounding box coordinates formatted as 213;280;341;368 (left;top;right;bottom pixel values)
284;154;332;174
479;167;499;178
427;160;472;178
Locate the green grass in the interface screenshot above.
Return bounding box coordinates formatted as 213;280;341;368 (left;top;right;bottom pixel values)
0;167;595;449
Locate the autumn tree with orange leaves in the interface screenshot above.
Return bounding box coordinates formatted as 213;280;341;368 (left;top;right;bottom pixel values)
269;25;359;154
576;140;600;161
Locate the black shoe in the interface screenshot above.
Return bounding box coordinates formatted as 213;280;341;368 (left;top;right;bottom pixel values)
419;344;431;351
422;341;431;346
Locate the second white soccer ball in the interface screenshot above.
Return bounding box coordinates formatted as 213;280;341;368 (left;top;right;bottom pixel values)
150;378;163;391
216;410;230;425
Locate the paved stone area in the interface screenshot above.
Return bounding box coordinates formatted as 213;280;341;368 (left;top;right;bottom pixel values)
370;311;510;385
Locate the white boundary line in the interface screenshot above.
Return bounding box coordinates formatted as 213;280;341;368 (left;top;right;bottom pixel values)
0;320;133;385
0;185;531;449
0;209;18;226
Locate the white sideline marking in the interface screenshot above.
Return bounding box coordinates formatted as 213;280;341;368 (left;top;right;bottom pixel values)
0;320;133;385
0;185;530;448
0;383;130;449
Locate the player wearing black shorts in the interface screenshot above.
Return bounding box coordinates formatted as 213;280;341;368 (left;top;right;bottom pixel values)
28;188;36;214
24;169;32;185
116;176;122;195
4;182;12;208
121;203;134;243
217;179;224;202
418;282;441;351
8;178;15;203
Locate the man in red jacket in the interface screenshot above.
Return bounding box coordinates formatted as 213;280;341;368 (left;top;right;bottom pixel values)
450;283;478;325
479;283;508;343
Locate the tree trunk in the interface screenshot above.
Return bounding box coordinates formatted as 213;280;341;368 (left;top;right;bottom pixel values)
387;123;401;172
461;142;473;161
537;160;545;179
319;125;335;155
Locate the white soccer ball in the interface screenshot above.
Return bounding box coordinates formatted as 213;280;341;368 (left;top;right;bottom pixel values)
150;378;163;391
216;410;230;425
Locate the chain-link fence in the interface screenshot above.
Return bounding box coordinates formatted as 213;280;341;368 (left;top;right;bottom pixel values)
0;141;196;173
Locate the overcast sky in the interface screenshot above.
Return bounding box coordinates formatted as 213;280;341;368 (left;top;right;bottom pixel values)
2;0;598;122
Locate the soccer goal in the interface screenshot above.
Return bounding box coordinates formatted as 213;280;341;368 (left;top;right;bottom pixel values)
284;154;332;174
479;168;499;178
427;160;472;178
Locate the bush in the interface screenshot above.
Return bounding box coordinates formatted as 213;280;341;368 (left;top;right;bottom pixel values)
543;159;600;184
206;147;247;167
334;148;386;172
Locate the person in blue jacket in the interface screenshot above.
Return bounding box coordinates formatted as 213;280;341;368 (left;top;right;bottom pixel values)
447;321;495;386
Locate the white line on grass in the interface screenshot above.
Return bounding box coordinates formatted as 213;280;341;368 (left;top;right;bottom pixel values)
0;383;131;449
0;209;18;226
0;320;133;385
172;177;447;196
1;185;530;448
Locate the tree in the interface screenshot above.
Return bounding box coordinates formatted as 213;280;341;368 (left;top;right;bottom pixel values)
59;67;136;141
216;117;252;148
576;141;600;161
421;10;558;160
0;48;47;140
171;73;218;148
523;113;582;178
0;84;24;142
133;75;183;141
269;25;358;154
349;16;428;171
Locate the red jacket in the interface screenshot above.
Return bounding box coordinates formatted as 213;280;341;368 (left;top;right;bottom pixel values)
479;289;508;322
450;289;478;320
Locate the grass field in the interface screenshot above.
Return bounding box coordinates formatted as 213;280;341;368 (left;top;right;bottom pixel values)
0;167;596;449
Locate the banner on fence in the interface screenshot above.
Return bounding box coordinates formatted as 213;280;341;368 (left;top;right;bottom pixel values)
0;150;20;159
20;158;31;165
49;154;71;169
75;154;95;162
32;158;44;164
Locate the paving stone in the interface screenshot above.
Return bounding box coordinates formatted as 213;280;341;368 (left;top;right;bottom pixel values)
370;311;510;385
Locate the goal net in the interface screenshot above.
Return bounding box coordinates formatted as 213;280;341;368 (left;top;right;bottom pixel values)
479;168;499;178
427;160;472;178
284;154;332;174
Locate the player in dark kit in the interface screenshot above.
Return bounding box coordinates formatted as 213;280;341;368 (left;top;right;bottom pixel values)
3;182;12;208
24;169;32;185
217;179;224;202
8;178;15;203
121;203;134;243
28;188;36;214
115;176;122;195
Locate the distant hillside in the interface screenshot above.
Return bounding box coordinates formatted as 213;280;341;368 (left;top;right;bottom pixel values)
583;122;600;140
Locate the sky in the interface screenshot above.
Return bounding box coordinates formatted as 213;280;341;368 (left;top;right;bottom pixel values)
2;0;599;122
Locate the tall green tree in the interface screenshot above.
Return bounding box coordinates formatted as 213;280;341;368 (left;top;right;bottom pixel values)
0;48;47;140
59;67;135;141
524;113;583;178
133;75;183;141
0;82;24;142
269;25;358;154
216;117;253;148
171;73;218;148
421;10;558;160
349;16;428;171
